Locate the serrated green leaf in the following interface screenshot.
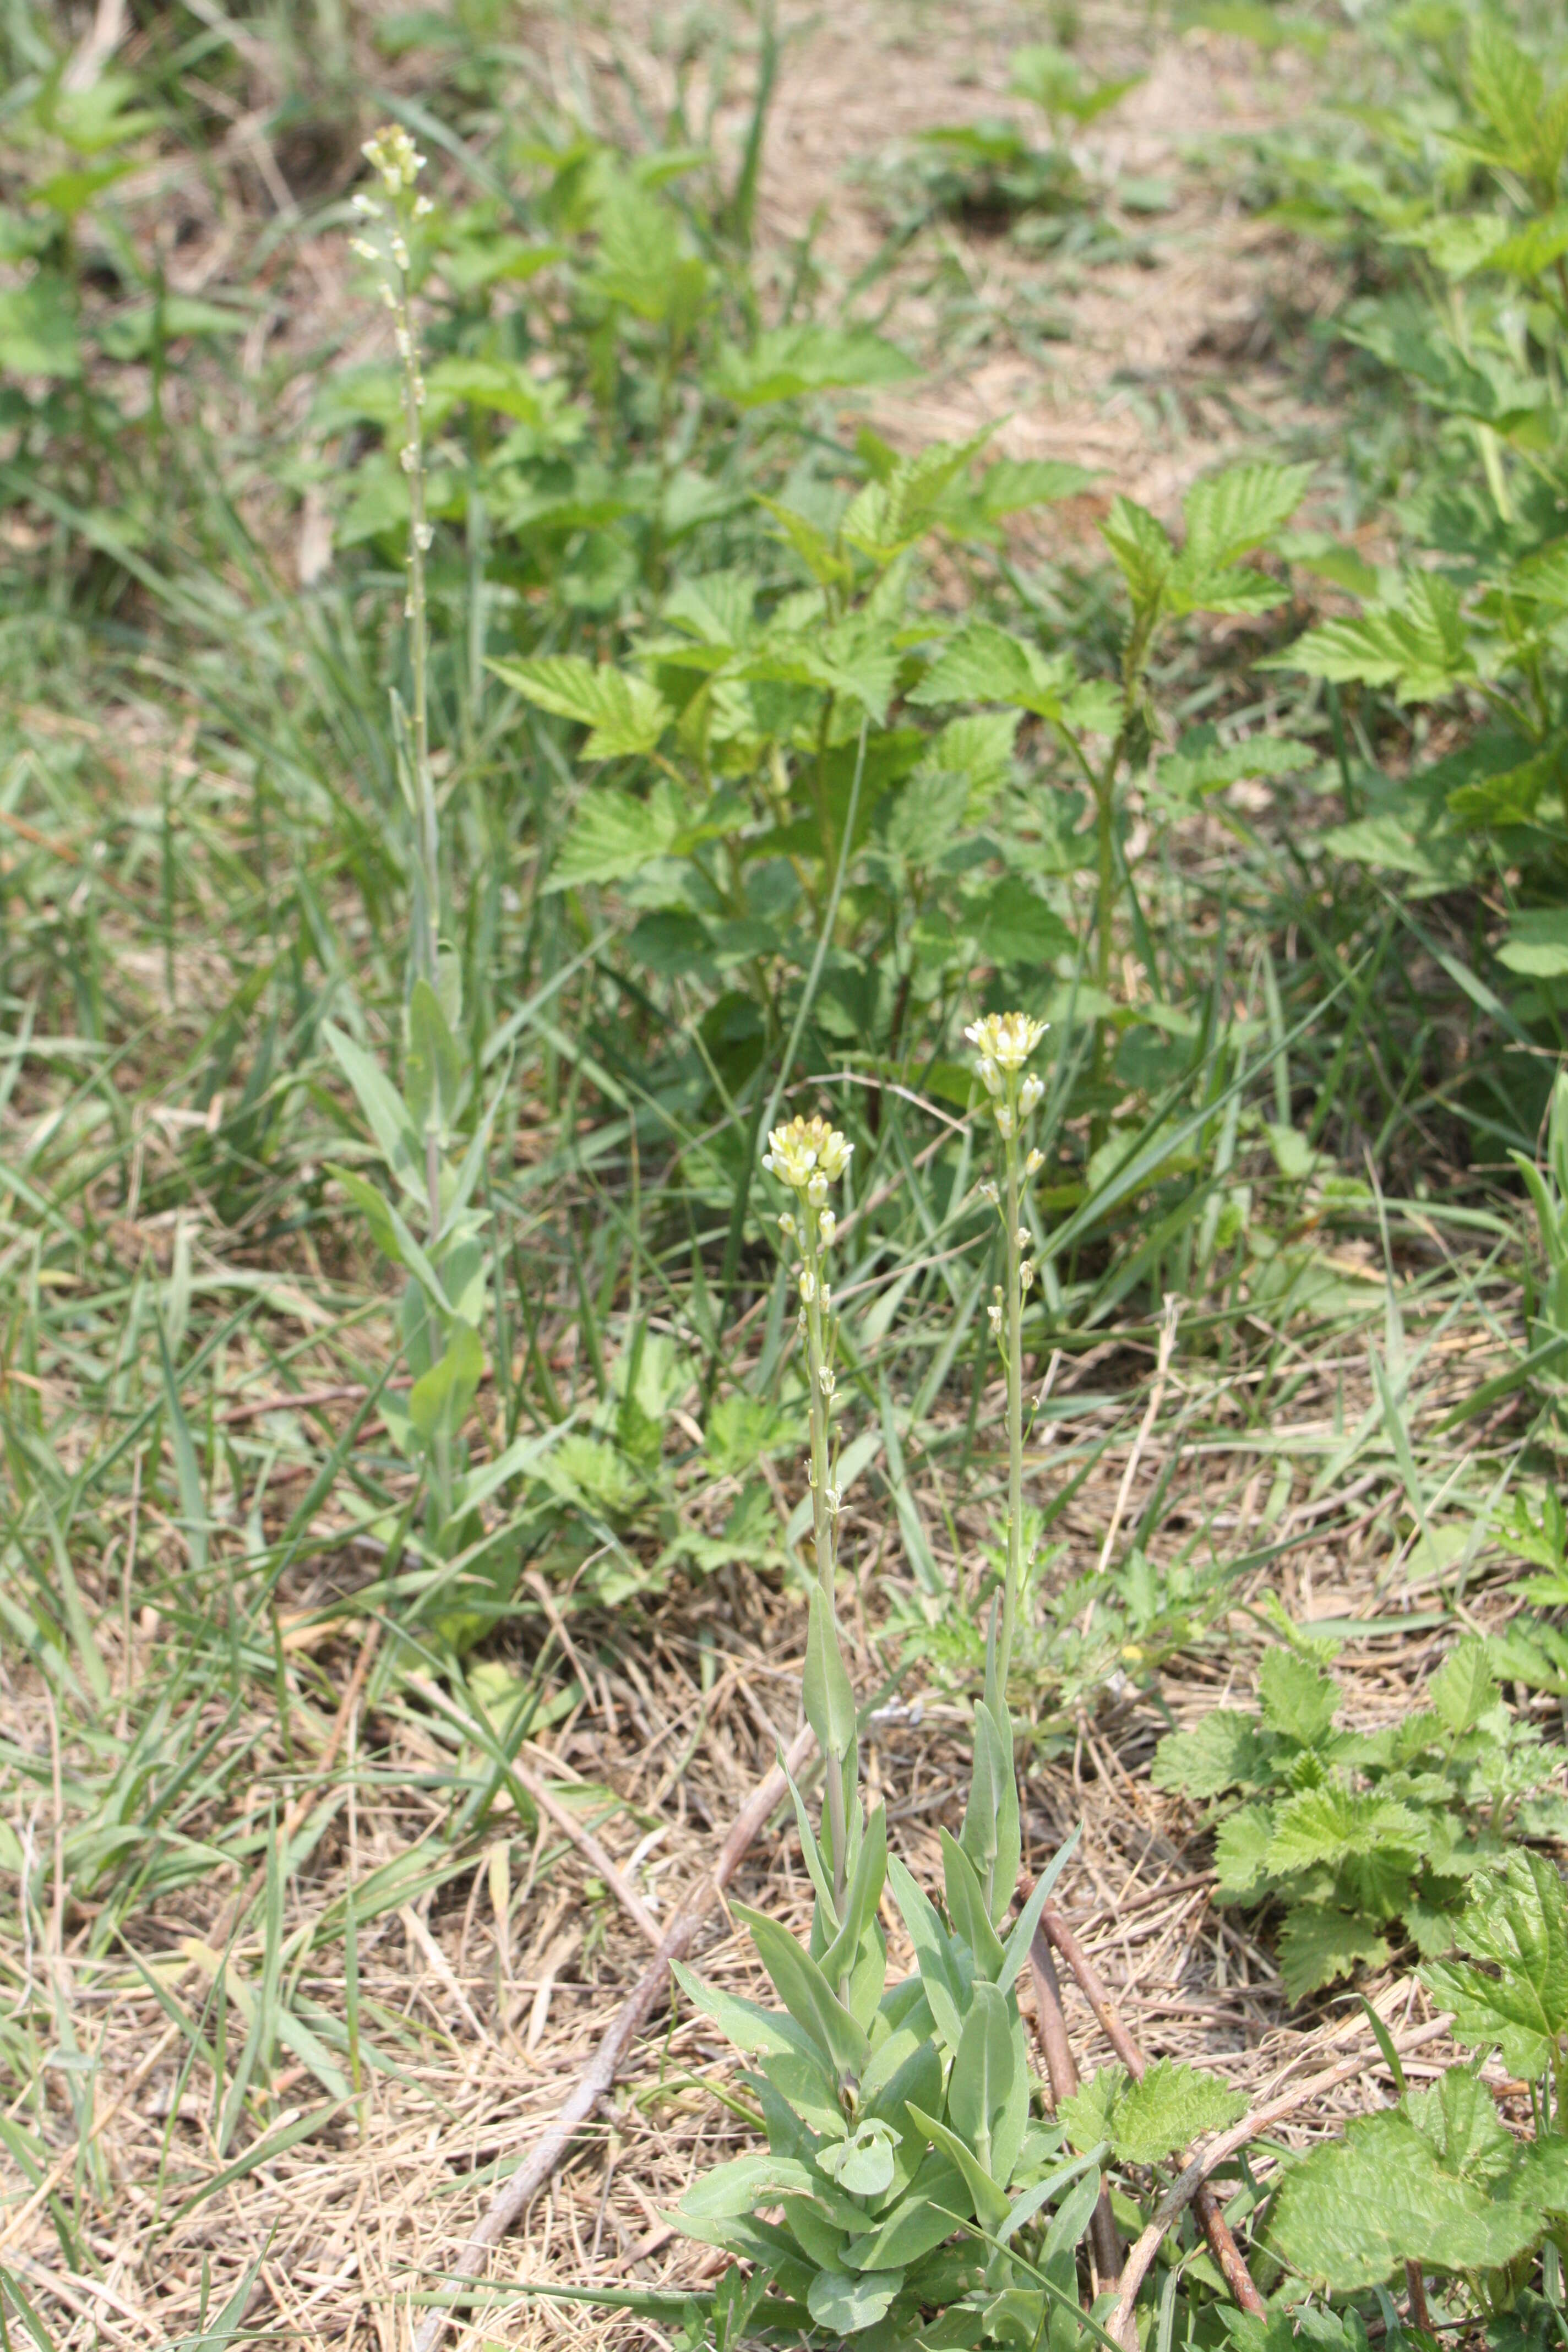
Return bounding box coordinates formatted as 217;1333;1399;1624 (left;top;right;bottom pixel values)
1179;460;1313;575
1277;1906;1391;2002
840;432;992;562
1267;2105;1540;2290
909;620;1073;714
1266;1786;1428;1875
546;781;684;891
488;654;672;759
1429;1636;1499;1735
1257;1646;1340;1745
710;324;918;409
1150;1710;1270;1798
1422;1852;1568;2078
1113;2059;1246;2164
1214;1804;1275;1898
1100;496;1173;610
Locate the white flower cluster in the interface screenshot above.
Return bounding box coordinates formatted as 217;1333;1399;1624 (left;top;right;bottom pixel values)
363;124;426;194
763;1114;853;1194
965;1010;1049;1142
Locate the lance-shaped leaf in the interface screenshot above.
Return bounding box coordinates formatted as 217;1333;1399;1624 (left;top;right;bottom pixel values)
885;1855;968;2051
997;1825;1079;1996
407;1320;483;1447
802;1585;858;1763
904;2103;1012;2232
405;976;467;1141
820;1802;888;1989
942;1832;1006;1983
733;1905;871;2079
671;1959;839;2081
323;1021;424;1204
945;1983;1018;2176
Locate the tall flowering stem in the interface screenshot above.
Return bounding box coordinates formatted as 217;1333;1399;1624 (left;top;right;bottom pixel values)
351;128;440;1011
763;1113;854;1906
966;1012;1049;1705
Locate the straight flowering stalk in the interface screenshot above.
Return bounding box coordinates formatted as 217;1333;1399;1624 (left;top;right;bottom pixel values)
351;128;442;1111
968;1013;1048;1706
763;1114;853;1908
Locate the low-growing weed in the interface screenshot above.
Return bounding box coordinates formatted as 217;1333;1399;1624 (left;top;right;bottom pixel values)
1153;1619;1564;2001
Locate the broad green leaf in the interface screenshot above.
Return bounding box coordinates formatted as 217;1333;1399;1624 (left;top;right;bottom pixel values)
322;1021;424;1203
807;2262;902;2332
680;2151;818;2222
1422;1852;1568;2078
1266;1786;1428;1875
734;1905;872;2078
1058;2066;1127;2159
1278;1907;1391;2003
817;2119;897;2198
710;324;918;409
1150;1710;1269;1798
845;2152;966;2269
0;277;80;377
1499;911;1568;978
1429;1636;1499;1736
487;654;672;759
1179;461;1313;576
546;781;684;891
1257;1645;1340;1745
1266;2105;1540;2290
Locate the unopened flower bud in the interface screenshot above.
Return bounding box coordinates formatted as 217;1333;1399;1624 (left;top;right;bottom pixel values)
817;1208;836;1249
1019;1074;1044;1116
799;1268;817;1304
1021;1260;1037;1293
995;1104;1015;1139
777;1210;796;1238
1026;1148;1044;1175
807;1171;829;1206
818;1366;835;1398
978;1179;999;1206
1016;1227;1030;1250
978;1054;1002;1097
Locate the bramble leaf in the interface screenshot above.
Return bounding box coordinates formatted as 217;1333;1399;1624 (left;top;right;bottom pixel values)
1267;2105;1540;2289
1150;1709;1271;1798
1060;2059;1244;2166
1277;1906;1391;2002
710;324;918;409
488;654;673;759
546;781;685;891
1422;1852;1568;2078
1257;1645;1340;1746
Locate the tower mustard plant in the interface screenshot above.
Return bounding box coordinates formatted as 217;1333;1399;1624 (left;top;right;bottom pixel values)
762;1112;855;1908
666;1039;1085;2348
322;128;521;1651
968;1012;1049;1708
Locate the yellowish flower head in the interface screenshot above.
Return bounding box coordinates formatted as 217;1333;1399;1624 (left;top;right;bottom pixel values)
965;1011;1049;1073
762;1114;853;1194
363;124;426;195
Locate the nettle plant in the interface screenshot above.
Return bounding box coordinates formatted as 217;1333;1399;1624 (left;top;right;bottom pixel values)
487;450;1310;1134
1267;1853;1568;2311
668;1021;1119;2346
320;130;530;1648
1152;1621;1562;2003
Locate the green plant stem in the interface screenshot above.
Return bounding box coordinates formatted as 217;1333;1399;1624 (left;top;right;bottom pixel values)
392;265;440;1006
999;1125;1024;1699
802;1217;846;1906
